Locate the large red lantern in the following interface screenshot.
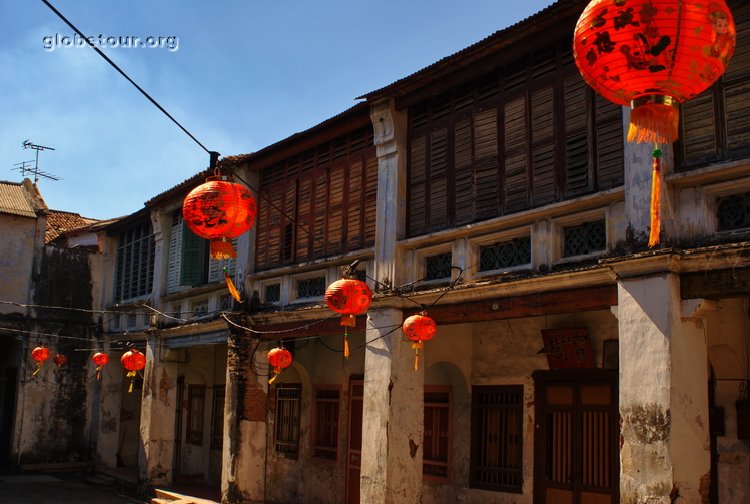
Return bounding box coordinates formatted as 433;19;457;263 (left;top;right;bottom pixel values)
92;352;109;380
403;312;437;370
574;0;735;247
121;349;146;393
182;177;257;260
267;347;293;384
31;346;49;375
325;278;373;358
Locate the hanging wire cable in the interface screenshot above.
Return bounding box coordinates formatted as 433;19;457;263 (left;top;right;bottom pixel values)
40;0;215;158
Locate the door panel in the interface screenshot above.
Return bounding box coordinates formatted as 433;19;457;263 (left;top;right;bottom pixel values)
346;379;364;504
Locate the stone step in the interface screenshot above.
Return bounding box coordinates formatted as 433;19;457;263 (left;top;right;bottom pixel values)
152;488;219;504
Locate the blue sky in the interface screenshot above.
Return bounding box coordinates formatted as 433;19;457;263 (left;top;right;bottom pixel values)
1;0;554;220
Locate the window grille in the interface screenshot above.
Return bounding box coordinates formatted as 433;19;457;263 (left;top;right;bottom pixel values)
114;220;155;301
187;385;205;446
718;193;750;231
265;284;281;303
297;276;326;299
563;220;606;257
275;384;301;457
210;386;225;449
126;314;137;328
190;299;209;317
470;385;524;493
425;252;452;281
312;387;340;460
424;387;451;481
479;237;531;271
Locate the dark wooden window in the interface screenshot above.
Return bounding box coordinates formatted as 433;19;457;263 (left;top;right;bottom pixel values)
187;385;206;446
479;237;531;272
264;283;281;303
470;385;524;493
275;384;301;457
312;386;340;461
424;386;451;482
297;276;325;299
255;127;377;271
717;192;750;231
210;386;225;449
406;45;624;238
563;220;606;258
677;1;750;169
114;220;155;301
425;252;452;281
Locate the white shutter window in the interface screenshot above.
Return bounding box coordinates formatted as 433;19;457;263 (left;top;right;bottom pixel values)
167;212;183;293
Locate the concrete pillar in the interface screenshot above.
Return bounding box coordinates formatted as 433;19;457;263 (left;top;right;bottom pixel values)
360;308;423;503
138;333;178;490
618;273;710;503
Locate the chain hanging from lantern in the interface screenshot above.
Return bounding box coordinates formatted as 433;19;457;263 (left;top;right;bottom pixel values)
31;345;49;376
92;351;109;380
573;0;736;246
267;346;293;384
121;348;146;393
403;312;437;370
325;270;372;358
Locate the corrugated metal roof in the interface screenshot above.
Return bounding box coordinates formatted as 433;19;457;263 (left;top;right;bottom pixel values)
0;179;47;218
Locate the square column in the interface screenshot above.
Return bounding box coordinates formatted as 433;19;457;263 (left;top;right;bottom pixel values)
360;308;423;503
618;273;710;503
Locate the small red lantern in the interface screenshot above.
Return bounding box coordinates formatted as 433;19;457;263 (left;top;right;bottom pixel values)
574;0;735;247
267;347;293;384
325;277;373;358
31;346;49;375
182;177;257;260
92;352;109;380
53;354;68;368
403;313;437;370
121;349;146;393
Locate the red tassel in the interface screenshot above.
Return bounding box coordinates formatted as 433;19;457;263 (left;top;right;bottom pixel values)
649;149;663;247
210;238;237;260
628;96;679;144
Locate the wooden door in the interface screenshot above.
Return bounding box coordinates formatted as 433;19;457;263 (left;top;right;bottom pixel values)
534;370;619;504
346;378;364;504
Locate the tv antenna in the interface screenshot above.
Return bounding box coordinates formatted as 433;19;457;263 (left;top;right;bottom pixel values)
14;140;60;183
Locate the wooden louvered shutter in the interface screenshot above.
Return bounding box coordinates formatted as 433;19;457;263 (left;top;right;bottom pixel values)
409;135;428;236
454;117;474;225
255;189;269;269
313;169;328;258
429;128;450;231
504;95;529;212
327;162;345;255
282;180;297;262
594;94;624;189
531;86;556;205
296;175;314;262
363;152;378;246
167;213;183;293
266;187;283;267
564;75;592;196
347;158;364;250
474;108;499;220
180;220;206;286
724;4;750;152
680;86;719;164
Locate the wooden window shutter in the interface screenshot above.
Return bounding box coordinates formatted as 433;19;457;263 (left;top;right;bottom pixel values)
594;94;624;189
531;86;556;205
313;169;328;258
474;108;499;220
429;128;450;231
724;5;750;152
296;175;314;262
255;189;270;269
347;158;364;250
282;180;297;262
409;135;428;236
167;213;183;293
504;95;529;212
363;152;378;246
454;117;474;225
266;187;283;267
180;220;206;286
564;75;592;196
327;162;345;255
680;88;719;163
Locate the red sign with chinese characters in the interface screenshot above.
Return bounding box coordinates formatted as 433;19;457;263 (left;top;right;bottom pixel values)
541;329;595;369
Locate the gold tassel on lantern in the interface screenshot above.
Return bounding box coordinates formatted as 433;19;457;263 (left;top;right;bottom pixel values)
223;267;242;303
627;96;679;145
649;148;663;248
343;327;350;359
412;341;424;370
210;238;237;260
126;370;137;393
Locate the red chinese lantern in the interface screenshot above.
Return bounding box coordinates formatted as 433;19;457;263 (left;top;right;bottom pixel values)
53;354;68;368
403;313;437;370
121;349;146;393
574;0;735;247
92;352;109;380
31;346;49;375
182;177;257;260
325;278;373;358
267;347;293;384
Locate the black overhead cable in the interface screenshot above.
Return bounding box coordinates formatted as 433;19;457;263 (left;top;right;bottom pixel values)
40;0;216;160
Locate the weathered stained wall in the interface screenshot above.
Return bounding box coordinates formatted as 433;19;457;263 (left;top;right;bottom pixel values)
0;215;39;313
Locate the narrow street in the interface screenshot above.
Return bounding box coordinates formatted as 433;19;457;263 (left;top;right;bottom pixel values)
0;473;146;504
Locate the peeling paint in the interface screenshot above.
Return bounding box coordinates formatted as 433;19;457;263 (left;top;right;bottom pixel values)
623;403;671;444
